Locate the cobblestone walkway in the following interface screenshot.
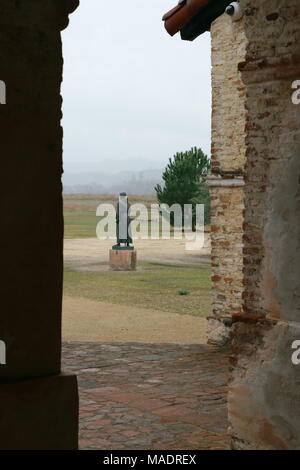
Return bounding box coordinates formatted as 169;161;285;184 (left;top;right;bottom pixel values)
62;342;230;450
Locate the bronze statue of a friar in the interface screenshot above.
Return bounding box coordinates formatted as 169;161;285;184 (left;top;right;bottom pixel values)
112;192;134;250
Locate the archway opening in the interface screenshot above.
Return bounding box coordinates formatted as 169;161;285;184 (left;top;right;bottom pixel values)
60;0;229;451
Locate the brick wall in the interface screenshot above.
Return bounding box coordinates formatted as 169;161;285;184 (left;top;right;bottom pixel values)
229;0;300;449
211;12;247;173
209;0;300;449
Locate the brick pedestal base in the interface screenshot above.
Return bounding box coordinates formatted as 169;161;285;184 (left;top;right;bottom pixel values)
109;249;137;271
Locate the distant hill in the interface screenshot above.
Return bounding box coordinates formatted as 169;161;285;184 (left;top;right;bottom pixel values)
63;169;163;195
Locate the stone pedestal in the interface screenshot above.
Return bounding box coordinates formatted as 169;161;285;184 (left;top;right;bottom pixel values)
109;249;137;271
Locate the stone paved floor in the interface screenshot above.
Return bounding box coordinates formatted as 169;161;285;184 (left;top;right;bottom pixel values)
62;342;230;450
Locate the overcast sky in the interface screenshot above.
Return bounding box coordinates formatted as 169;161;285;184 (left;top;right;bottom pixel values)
62;0;211;174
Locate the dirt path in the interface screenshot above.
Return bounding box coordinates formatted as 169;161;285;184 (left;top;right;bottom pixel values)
62;296;207;344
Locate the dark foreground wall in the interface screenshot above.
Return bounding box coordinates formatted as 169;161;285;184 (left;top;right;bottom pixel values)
0;0;79;449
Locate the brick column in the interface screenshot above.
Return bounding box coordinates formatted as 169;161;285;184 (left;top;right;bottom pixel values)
207;175;245;345
207;12;246;345
0;0;79;449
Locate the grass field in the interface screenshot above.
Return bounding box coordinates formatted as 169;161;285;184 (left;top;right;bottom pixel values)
64;262;212;317
63;194;212;319
64;194;156;239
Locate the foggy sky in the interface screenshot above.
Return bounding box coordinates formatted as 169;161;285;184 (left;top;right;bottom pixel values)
62;0;211;174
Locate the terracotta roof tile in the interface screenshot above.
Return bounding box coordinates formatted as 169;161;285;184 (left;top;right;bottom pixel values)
163;0;232;41
162;2;192;36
